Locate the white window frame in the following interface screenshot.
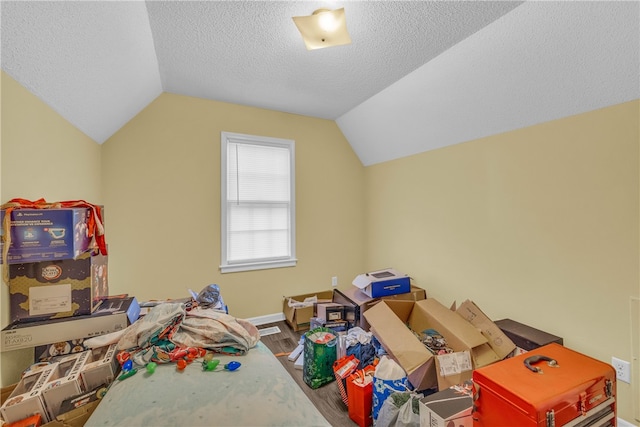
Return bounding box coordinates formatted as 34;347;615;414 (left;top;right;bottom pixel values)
220;131;296;273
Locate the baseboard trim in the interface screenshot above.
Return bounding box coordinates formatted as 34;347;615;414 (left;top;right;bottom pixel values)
617;418;637;427
247;312;285;326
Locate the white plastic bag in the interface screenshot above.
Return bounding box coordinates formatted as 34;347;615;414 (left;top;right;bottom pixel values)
375;394;401;427
375;391;424;427
375;355;406;380
395;393;421;427
375;391;422;427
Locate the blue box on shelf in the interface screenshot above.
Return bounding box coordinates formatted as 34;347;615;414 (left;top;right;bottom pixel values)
352;268;411;298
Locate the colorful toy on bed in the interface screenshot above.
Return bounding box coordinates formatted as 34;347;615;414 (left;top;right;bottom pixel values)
201;359;241;372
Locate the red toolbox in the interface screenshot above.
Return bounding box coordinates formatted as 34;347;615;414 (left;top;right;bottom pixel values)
472;343;616;427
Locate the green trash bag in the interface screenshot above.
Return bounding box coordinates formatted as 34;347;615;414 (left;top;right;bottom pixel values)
303;327;338;389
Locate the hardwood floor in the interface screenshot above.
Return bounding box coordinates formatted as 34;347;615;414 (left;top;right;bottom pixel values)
258;321;358;427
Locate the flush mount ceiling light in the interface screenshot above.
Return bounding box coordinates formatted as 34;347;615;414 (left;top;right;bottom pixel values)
292;8;351;50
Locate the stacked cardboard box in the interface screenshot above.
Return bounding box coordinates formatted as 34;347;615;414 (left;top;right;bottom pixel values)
0;206;138;427
41;351;92;420
8;249;109;324
0;344;120;425
0;208;97;264
1;296;139;353
2;206;109;324
80;344;119;392
0;363;59;424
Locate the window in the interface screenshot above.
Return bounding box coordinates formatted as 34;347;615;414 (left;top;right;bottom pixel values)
220;132;296;273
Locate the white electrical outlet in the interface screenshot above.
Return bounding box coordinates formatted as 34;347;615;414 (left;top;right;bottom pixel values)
612;357;632;384
331;276;338;287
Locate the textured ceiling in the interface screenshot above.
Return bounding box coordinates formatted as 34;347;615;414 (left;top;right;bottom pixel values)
339;1;640;165
1;1;162;145
146;1;522;120
1;1;639;166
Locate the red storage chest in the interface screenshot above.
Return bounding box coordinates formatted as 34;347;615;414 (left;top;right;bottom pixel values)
473;343;616;427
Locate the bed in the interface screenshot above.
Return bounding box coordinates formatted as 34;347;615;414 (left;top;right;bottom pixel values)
84;303;331;427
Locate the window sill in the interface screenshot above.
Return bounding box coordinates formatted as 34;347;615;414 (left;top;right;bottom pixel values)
220;259;298;274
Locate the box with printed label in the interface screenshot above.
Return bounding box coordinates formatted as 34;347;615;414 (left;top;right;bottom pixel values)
0;363;59;424
352;268;411;298
8;249;109;323
315;303;344;322
34;338;89;362
419;381;473;427
80;344;119;392
0;208;102;265
364;298;503;391
45;384;105;427
42;351;91;420
1;297;139;352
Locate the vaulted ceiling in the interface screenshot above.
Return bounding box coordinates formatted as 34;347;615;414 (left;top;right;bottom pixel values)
2;1;638;166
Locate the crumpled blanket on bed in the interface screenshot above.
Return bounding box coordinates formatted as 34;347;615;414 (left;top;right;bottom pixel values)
116;302;260;366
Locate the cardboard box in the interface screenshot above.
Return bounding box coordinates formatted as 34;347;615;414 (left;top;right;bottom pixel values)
352;268;411;298
332;288;371;329
433;351;473;391
41;399;100;427
34;294;135;359
0;363;59;424
316;303;344;321
1;297;139;352
42;351;91;420
56;384;105;417
364;298;503;391
79;344;119;391
494;318;563;355
419;380;473;427
40;383;104;427
454;300;516;360
332;285;427;330
0;208;99;265
1;383;17;405
90;251;108;309
283;290;333;331
8;249;108;323
310;318;349;334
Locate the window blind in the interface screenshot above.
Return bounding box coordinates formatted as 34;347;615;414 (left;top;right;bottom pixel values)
221;132;296;272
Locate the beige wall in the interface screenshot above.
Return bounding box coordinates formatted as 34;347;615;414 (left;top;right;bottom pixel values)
100;93;366;320
0;71;103;386
365;100;640;422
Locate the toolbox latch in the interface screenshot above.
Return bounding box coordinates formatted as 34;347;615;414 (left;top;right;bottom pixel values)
546;409;555;427
605;379;613;398
579;391;587;416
